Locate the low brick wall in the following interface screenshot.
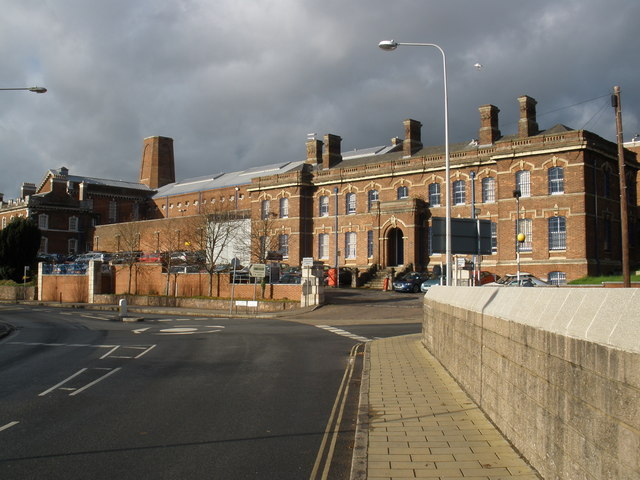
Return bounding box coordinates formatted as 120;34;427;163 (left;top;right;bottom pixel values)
40;275;88;302
423;287;639;480
113;264;302;301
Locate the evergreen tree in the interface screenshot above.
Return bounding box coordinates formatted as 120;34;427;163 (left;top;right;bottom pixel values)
0;217;41;282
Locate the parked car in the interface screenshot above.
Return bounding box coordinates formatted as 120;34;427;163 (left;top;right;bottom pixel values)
139;252;164;263
110;251;142;264
476;271;500;285
420;276;443;293
74;252;112;263
278;273;302;284
484;273;549;287
393;272;430;293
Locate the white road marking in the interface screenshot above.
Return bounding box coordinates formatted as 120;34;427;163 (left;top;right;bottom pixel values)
7;342;117;349
316;325;371;343
132;327;150;334
0;421;19;432
69;368;121;396
39;368;88;396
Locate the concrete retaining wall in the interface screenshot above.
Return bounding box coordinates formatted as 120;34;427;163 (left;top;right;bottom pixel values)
423;287;639;480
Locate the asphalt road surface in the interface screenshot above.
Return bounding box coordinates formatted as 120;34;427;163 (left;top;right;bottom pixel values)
0;304;419;479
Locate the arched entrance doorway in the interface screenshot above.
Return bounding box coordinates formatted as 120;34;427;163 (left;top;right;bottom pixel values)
387;228;404;266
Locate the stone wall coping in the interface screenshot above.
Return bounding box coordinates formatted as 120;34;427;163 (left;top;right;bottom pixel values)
425;286;640;354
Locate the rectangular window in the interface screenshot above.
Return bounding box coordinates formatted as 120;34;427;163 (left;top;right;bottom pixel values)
39;236;48;254
517;218;532;252
429;183;440;206
367;230;374;258
69;216;79;232
319;196;329;217
491;222;497;254
548;216;566;250
345;232;356;259
548;271;567;285
603;219;611;251
279;198;289;218
548;167;564;194
279;234;289;258
109;200;118;223
38;214;49;230
397;186;408;199
68;238;78;255
346;193;356;215
318;233;329;259
516;170;531;197
482;177;495;203
453;180;466;205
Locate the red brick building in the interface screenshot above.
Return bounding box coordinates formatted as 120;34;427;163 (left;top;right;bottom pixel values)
5;94;638;284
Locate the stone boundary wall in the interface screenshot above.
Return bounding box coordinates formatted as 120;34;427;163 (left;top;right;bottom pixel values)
423;287;639;480
0;285;36;301
93;294;298;312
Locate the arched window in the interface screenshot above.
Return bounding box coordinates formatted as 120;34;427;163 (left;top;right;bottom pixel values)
346;193;356;215
482;177;495;203
367;190;379;212
516;170;531;197
279;197;289;218
453;180;466;205
261;199;270;219
319;196;329;217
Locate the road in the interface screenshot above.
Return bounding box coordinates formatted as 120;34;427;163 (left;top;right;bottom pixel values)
0;303;420;479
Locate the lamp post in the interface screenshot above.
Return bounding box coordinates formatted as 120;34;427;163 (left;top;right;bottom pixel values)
513;189;522;284
0;86;47;93
378;40;451;286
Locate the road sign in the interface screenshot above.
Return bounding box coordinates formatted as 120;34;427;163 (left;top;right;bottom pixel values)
249;263;267;278
301;257;314;267
430;217;492;255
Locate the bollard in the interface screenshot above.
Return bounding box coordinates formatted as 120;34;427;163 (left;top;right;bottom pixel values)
119;298;128;318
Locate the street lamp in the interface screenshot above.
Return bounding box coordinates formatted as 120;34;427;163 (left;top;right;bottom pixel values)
513;189;523;284
0;86;47;93
378;40;452;286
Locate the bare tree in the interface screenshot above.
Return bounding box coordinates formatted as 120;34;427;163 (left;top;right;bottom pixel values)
183;203;249;296
113;221;142;294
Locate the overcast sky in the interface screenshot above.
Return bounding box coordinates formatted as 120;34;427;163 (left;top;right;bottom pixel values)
1;0;638;199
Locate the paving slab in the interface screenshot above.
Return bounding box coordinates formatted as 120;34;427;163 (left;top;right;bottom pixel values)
357;334;540;479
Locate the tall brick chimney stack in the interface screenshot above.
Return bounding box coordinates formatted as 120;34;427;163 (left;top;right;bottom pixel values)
140;136;175;189
478;105;501;145
305;137;323;165
518;95;539;137
322;134;342;170
403;119;423;157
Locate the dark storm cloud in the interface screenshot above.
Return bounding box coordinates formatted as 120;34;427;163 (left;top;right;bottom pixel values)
1;0;638;198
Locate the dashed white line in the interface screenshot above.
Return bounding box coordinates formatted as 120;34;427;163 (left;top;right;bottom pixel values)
316;325;371;342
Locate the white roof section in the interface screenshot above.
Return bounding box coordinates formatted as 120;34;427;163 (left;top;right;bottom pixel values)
154;160;305;198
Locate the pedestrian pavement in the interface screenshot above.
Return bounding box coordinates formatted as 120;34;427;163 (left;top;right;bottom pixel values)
354;334;540;480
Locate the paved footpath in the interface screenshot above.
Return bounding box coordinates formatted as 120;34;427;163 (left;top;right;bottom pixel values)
359;334;540;480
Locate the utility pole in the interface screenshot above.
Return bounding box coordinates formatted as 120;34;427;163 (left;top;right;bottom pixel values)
612;86;630;287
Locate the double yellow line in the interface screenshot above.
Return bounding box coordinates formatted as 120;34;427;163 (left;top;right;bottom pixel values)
310;343;363;480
